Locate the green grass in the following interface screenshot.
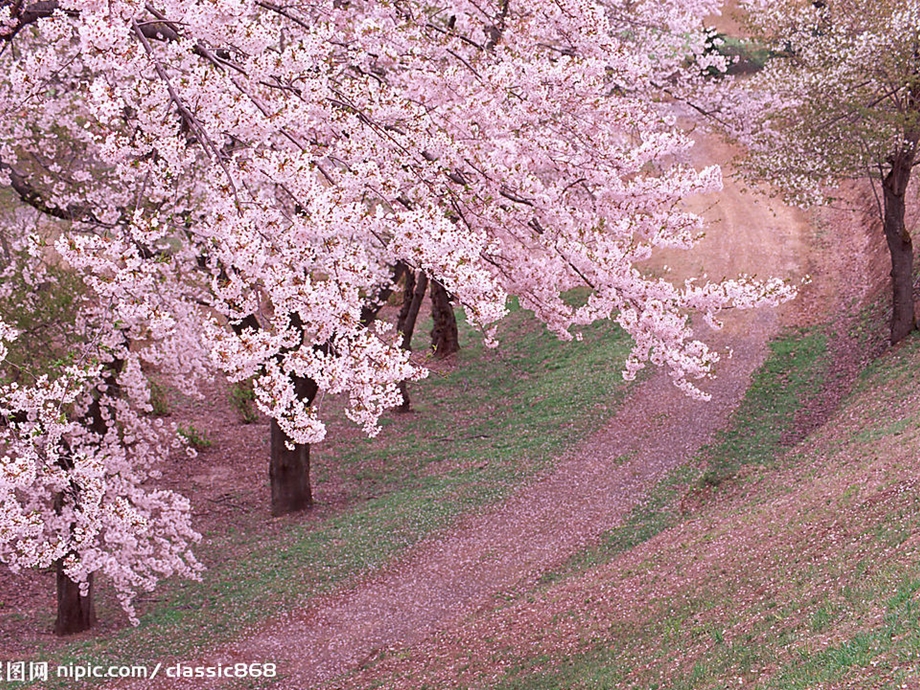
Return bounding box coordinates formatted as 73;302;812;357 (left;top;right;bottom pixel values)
494;576;894;690
16;301;636;687
326;301;635;500
490;326;845;690
494;521;920;690
708;33;773;75
26;316;910;690
228;378;259;424
537;463;698;586
177;423;213;450
532;327;833;592
479;330;920;690
700;327;830;486
762;575;920;689
148;378;172;417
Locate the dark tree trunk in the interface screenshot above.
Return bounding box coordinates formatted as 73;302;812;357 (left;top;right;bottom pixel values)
53;478;94;636
395;270;429;411
397;270;429;351
270;420;313;516
51;359;121;636
270;375;318;516
429;279;459;358
230;314;316;516
882;145;917;345
54;563;95;636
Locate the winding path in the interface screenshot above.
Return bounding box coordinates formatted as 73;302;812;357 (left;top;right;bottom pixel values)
135;128;813;689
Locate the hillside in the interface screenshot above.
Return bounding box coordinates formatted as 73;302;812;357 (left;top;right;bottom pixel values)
1;2;919;689
331;213;920;690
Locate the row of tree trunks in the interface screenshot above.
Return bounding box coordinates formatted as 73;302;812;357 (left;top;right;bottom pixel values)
51;268;462;635
51;270;459;633
394;271;461;411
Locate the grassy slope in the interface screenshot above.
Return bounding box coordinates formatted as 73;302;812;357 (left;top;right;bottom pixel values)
481;331;920;689
18;302;635;686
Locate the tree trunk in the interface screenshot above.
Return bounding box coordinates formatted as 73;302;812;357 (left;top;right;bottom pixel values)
51;360;121;636
397;270;428;351
395;270;429;411
882;148;917;345
54;562;95;636
269;375;318;516
429;279;459;358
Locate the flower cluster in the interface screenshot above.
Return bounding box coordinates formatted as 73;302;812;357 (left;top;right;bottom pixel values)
0;325;202;625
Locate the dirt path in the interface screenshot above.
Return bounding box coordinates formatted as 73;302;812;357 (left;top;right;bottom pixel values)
122;125;822;690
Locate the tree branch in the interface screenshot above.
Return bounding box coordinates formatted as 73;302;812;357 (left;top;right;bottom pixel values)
0;162;108;224
130;18;242;206
0;1;74;42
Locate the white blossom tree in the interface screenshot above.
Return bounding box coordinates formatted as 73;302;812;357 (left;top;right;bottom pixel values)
734;0;920;344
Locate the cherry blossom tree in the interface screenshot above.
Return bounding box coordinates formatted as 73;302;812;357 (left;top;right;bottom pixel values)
0;222;203;634
734;0;920;344
0;0;794;519
0;355;204;634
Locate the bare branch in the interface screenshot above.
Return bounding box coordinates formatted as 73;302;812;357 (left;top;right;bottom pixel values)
255;1;312;31
499;188;534;206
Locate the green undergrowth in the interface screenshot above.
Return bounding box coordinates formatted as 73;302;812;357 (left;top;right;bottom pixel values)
489;333;920;690
18;300;636;687
323;298;635;502
716;35;772;74
703;30;772;77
